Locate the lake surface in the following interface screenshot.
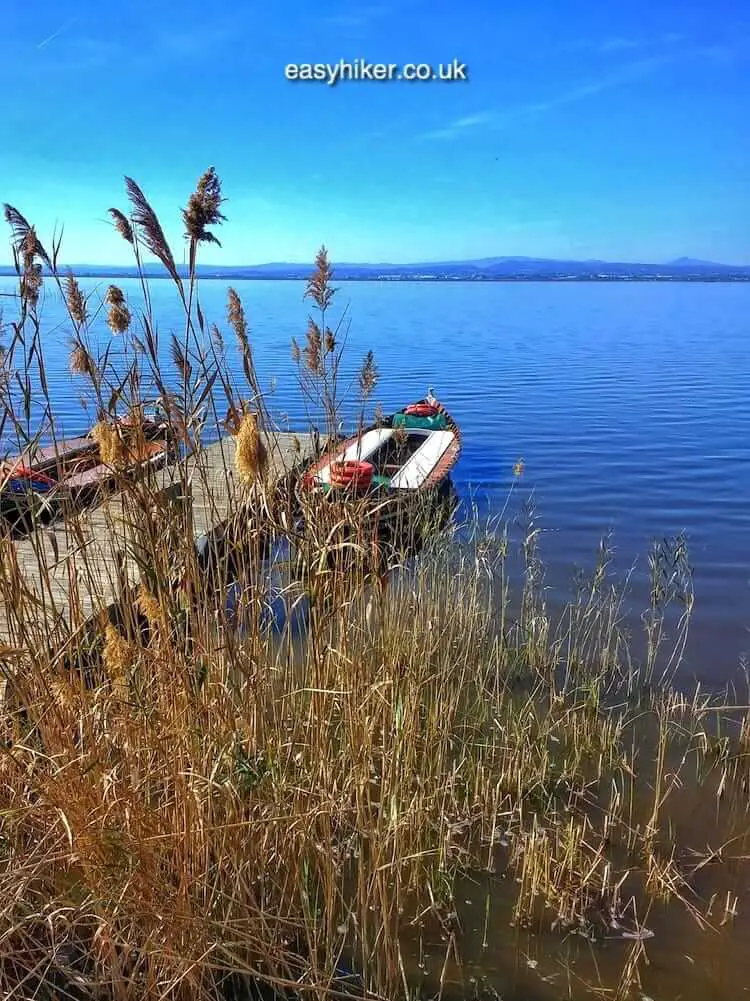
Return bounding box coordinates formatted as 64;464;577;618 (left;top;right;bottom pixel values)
1;276;748;686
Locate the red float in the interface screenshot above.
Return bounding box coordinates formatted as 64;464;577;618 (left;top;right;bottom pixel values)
404;403;439;418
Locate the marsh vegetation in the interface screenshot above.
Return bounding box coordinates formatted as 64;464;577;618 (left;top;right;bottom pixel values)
0;170;748;1001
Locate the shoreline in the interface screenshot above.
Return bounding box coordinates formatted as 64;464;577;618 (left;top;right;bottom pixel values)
2;272;749;283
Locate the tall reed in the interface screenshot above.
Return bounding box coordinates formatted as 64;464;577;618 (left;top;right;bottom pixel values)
0;171;748;1001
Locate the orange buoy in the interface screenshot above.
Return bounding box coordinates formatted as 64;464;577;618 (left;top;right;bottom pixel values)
329;460;375;489
404;402;439;418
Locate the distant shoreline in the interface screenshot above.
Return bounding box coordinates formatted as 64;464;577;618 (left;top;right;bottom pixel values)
2;252;748;284
0;271;748;284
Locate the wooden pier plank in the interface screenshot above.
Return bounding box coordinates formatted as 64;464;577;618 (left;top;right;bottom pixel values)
0;431;314;644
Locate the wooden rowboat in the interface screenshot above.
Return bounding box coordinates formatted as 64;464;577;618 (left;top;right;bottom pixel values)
295;395;462;549
0;408;177;527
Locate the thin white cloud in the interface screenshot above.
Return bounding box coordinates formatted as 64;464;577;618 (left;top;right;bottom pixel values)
157;25;234;59
377;34;744;146
322;5;390;33
514;56;673;114
566;32;686;55
599;38;642;53
30;23;240;77
420;111;497;141
421;56;674;140
36;18;76;50
35;36;120;72
453;113;496;128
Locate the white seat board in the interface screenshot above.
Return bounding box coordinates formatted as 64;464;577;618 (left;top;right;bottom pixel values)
315;428;394;484
389;430;455;490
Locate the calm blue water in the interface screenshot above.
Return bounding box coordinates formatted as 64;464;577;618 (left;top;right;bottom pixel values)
1;276;749;685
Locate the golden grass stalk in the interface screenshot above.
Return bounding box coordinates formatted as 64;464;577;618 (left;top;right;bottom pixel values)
234;410;268;485
124;176;180;283
3;204;51;267
105;284;131;334
1;175;747;1001
136;581;165;633
304;244;335;311
91;419;127;467
102;621;132;700
358;348;378;400
182;165;226;246
226;286;245;335
70;339;97;380
64;271;88;327
108;207;134;244
19;228;44;307
303;318;322;374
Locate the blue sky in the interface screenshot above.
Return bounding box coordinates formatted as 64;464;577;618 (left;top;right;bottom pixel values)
1;0;748;265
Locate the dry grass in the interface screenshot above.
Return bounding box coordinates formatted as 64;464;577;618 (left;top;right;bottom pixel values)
0;170;748;1001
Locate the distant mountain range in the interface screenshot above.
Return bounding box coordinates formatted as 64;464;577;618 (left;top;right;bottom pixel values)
1;256;748;282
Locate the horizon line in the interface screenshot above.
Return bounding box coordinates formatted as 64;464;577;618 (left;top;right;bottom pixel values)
1;254;749;271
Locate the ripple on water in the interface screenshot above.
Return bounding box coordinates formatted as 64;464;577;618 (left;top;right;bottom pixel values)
1;276;749;684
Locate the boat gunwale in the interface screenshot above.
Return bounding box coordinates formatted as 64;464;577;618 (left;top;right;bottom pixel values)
297;398;462;500
0;436;174;509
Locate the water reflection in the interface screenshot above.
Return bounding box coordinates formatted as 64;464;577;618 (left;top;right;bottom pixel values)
224;537;311;642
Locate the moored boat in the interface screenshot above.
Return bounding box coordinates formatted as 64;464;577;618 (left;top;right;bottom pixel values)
0;465;63;526
0;406;177;527
295;394;461;549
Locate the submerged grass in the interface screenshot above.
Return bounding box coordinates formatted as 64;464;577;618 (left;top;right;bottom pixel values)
0;170;749;1001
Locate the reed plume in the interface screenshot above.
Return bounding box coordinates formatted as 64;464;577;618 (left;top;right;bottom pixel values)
106;285;126;306
3;204;51;268
91;420;127;467
228;286;264;403
210;322;224;353
105;285;131;335
137;581;164;632
304;245;335;310
170;334;192;382
359;349;379;399
182;166;226;246
20;265;42;308
64;271;88;327
70;339;97;380
49;677;79;713
303;319;322;375
0;208;745;1001
227;287;249;351
131;334;146;355
108;208;134;245
234;410;268;485
16;228;44;307
102;622;132;700
124;176;180;283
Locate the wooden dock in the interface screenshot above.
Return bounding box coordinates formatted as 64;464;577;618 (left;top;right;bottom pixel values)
0;431;316;647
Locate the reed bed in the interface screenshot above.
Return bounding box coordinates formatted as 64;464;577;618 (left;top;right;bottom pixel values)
0;170;748;1001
